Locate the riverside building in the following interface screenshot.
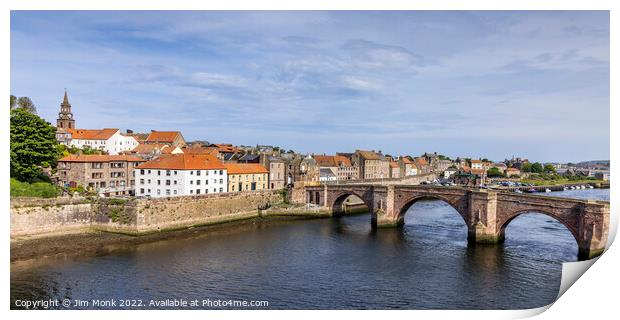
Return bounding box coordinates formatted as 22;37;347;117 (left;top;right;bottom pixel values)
135;153;228;198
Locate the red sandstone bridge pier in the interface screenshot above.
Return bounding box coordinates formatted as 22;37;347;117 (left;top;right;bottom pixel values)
301;184;610;260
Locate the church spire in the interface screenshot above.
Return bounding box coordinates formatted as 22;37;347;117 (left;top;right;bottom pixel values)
57;89;75;130
63;89;69;105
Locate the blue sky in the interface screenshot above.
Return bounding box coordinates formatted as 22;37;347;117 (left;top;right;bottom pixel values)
10;11;609;162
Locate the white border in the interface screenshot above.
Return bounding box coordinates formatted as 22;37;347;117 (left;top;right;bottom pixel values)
2;1;617;319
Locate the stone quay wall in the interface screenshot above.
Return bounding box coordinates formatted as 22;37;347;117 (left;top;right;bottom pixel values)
11;191;285;238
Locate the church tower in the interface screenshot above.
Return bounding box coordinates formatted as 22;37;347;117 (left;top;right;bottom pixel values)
56;90;75;129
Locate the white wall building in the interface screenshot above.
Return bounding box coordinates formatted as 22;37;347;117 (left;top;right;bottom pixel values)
135;153;228;198
471;160;483;170
67;128;139;155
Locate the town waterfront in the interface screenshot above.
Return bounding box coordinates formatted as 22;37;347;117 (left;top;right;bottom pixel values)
10;188;609;310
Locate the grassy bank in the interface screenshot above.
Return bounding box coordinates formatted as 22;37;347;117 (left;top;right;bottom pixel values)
10;178;60;198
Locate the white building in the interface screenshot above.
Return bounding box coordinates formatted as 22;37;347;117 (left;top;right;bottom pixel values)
135;153;228;198
319;168;338;182
471;159;483;170
444;167;458;179
67;128;139;155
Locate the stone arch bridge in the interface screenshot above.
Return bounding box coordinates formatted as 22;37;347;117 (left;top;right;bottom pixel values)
303;184;609;260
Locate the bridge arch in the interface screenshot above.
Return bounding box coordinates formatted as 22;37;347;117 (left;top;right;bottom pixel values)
330;191;373;216
397;195;469;226
498;209;580;246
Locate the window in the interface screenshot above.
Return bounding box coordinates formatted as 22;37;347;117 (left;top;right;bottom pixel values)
157;180;161;185
174;171;177;175
190;180;193;185
190;190;193;194
206;171;209;176
197;170;201;176
157;170;161;176
140;188;144;194
148;179;151;184
148;170;151;174
173;190;177;195
166;170;171;176
205;180;209;185
219;179;223;184
92;163;103;169
219;170;223;175
140;179;144;185
166;180;171;186
197;180;201;185
205;189;209;194
219;187;223;192
190;171;193;175
148;189;151;193
196;189;201;194
174;180;177;185
166;189;170;195
157;189;161;195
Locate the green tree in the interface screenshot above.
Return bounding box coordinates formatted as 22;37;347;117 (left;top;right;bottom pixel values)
487;167;503;177
531;162;544;173
543;164;556;173
10;94;16;109
16;96;37;114
10;108;60;182
521;163;533;173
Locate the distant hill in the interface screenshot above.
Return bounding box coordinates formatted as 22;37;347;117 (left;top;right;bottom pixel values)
575;160;609;168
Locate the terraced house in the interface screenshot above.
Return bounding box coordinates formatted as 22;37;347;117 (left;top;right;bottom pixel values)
352;150;390;180
57;155;145;196
313;155;358;181
224;163;269;192
135;153;227;198
144;130;186;147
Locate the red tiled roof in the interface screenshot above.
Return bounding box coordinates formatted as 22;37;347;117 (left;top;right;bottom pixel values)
137;154;225;170
209;144;240;153
130;143;169;154
414;157;429;166
68;128;118;140
145;131;182;143
356;150;382;160
334;155;352;167
313;155;354;167
390;161;399;168
471;159;482;163
181;146;219;156
59;155;145;163
223;163;268;174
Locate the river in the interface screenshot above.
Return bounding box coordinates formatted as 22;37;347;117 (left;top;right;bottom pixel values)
10;188;610;310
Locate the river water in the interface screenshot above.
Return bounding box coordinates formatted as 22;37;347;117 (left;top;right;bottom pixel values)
10;188;610;310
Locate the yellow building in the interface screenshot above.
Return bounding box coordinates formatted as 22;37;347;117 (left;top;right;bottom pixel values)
224;163;269;192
